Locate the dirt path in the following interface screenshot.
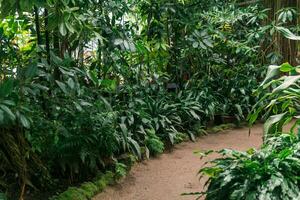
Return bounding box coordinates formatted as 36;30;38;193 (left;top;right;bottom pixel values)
93;124;263;200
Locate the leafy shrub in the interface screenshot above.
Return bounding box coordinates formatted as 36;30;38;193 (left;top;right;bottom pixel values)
195;134;300;200
145;129;165;155
115;163;127;180
80;182;98;198
93;171;115;190
193;60;300;200
0;0;275;197
249;63;300;138
54;187;87;200
117;80;199;147
53;171;115;200
172;91;203;140
31;98;122;177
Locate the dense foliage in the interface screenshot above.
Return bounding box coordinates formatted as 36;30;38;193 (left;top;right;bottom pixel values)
250;62;300;139
194;44;300;199
0;0;295;199
199;134;300;200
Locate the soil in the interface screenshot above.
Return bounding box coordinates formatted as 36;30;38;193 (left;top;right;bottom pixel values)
93;124;263;200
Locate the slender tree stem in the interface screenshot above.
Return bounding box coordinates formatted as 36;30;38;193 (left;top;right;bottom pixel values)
34;6;42;46
45;8;50;64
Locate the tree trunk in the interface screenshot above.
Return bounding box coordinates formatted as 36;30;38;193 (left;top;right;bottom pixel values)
44;8;50;64
34;6;42;46
264;0;298;65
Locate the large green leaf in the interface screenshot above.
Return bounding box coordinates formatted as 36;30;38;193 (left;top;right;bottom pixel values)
263;112;287;136
0;110;4;123
273;75;300;92
0;104;15;121
128;138;141;159
55;81;68;94
276;26;300;40
280;62;293;73
261;65;280;86
59;23;67;36
19;114;30;128
0;79;14;97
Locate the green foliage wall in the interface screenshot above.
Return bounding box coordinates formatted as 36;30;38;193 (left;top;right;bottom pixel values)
0;0;295;199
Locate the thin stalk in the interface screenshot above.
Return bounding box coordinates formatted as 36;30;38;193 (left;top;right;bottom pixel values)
34;6;42;46
44;8;50;64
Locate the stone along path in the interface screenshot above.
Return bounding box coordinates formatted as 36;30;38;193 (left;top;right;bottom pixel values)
94;124;263;200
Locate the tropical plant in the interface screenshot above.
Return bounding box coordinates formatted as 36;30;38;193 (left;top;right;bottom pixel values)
144;129;165;156
192;134;300;200
0;0;292;198
249;62;300;139
188;18;300;198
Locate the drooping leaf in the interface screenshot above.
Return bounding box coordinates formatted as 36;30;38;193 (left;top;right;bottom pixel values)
273;75;300;92
67;78;75;89
0;78;14;97
261;65;281;86
190;110;200;120
55;81;68;94
276;26;300;40
0;110;4;123
128;138;141;159
65;21;75;34
59;23;67;36
264;112;287;136
0;105;15;121
19;114;30;128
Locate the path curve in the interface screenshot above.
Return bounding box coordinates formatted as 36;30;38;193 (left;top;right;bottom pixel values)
94;124;263;200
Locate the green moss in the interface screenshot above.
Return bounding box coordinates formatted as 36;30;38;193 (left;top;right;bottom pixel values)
193;124;208;136
94;172;104;180
115;163;127;180
146;137;164;155
209;123;236;133
56;187;86;200
54;171;117;200
174;132;188;144
94;178;107;192
118;154;137;170
103;171;114;185
52;171;120;200
92;171;115;192
128;154;137;166
80;182;98;198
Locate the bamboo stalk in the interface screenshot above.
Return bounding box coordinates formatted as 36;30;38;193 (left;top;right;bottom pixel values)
45;8;50;64
34;6;42;46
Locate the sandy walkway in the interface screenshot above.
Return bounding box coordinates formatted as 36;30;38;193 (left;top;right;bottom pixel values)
94;124;263;200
